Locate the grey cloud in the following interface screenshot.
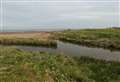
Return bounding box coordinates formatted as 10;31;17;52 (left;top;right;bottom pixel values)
1;0;119;30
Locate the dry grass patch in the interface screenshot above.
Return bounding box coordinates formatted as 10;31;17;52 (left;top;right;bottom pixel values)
0;32;52;39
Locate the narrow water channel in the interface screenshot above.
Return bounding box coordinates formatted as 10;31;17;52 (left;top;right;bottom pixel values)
16;41;120;62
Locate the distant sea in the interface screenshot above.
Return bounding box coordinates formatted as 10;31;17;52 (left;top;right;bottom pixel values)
1;27;119;32
0;28;66;32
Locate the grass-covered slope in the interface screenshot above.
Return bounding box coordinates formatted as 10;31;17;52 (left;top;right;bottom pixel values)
57;28;120;50
0;46;120;82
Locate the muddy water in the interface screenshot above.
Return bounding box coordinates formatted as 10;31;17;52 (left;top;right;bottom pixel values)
16;41;120;62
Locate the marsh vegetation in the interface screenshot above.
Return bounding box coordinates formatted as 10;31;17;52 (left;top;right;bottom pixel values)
57;28;120;50
0;28;120;82
0;46;120;82
0;32;57;47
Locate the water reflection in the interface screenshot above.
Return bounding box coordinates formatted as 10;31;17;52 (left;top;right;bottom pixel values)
16;41;120;62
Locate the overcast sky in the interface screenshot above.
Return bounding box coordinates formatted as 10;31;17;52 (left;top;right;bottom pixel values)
0;0;120;30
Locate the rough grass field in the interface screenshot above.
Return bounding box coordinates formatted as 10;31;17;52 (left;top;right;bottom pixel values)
0;32;56;47
57;28;120;50
0;28;120;82
0;32;51;39
0;46;120;82
1;28;120;50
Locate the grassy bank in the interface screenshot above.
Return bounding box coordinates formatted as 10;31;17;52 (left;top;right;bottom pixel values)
0;38;57;48
0;32;57;48
1;28;120;50
56;28;120;50
0;46;120;82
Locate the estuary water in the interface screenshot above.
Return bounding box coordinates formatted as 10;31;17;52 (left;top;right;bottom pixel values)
15;41;120;62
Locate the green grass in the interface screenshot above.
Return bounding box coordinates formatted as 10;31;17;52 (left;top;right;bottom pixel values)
56;28;120;50
0;46;120;82
0;28;120;82
0;37;57;48
1;28;120;50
